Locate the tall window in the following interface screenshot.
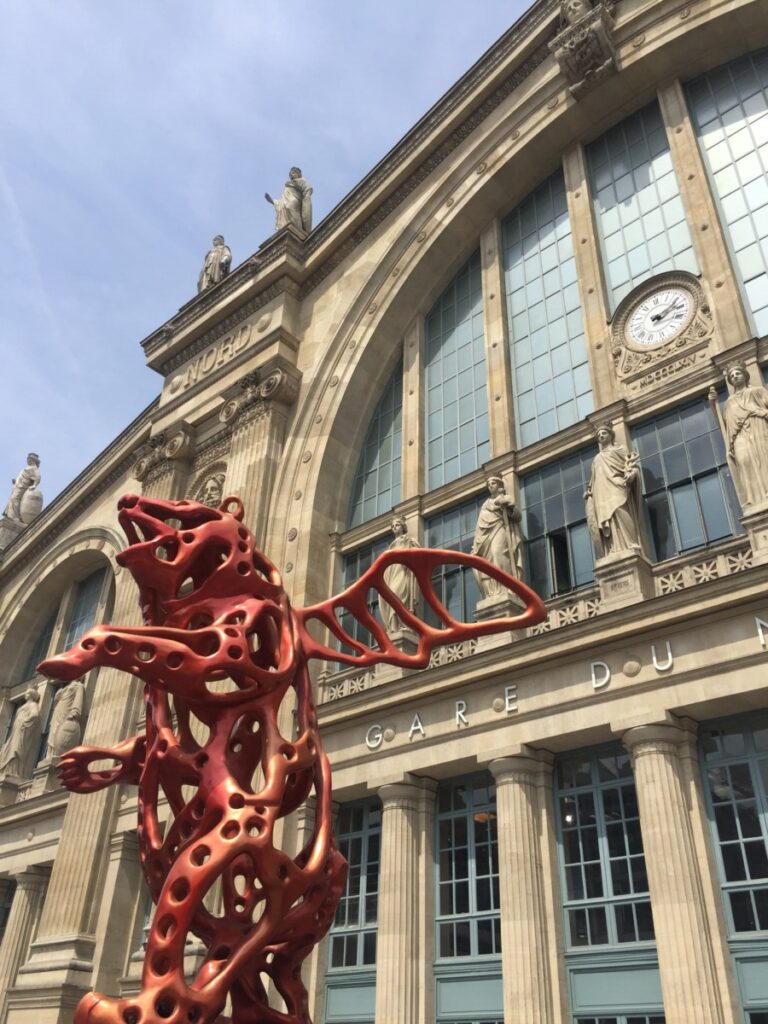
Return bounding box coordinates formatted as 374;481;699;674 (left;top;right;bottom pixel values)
575;1017;664;1024
556;748;655;948
687;50;768;335
700;718;768;935
503;170;593;446
339;539;388;652
436;773;500;959
425;496;484;623
328;800;381;969
20;609;56;682
631;397;742;561
587;101;699;308
0;880;16;942
425;252;489;490
348;359;403;527
62;569;106;650
520;448;595;600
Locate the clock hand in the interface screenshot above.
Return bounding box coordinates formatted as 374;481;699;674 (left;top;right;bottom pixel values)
650;302;683;323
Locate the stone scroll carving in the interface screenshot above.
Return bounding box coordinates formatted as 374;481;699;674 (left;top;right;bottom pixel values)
549;0;618;98
471;477;525;598
0;686;42;778
710;362;768;510
265;167;313;234
378;517;420;632
197;235;232;294
585;423;644;558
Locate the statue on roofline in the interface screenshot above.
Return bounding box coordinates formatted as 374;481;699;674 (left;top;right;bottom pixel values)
265;167;313;234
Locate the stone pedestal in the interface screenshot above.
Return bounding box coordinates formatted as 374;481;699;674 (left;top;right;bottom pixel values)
594;549;654;610
0;516;24;551
375;777;437;1024
0;774;22;807
474;593;524;652
741;501;768;565
623;724;738;1024
0;868;49;1024
490;755;561;1024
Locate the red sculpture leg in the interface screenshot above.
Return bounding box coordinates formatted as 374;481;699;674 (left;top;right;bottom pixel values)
40;493;544;1024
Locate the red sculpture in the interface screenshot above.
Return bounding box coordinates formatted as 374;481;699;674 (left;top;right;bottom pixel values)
40;493;544;1024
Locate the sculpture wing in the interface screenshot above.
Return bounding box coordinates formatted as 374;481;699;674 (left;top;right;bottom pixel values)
295;548;545;669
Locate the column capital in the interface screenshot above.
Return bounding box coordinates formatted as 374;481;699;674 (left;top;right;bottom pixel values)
489;750;554;784
377;774;437;812
9;866;49;891
622;719;696;757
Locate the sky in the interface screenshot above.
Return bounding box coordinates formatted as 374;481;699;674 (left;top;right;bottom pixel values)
0;1;528;510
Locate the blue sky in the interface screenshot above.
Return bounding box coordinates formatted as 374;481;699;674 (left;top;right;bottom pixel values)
0;2;527;508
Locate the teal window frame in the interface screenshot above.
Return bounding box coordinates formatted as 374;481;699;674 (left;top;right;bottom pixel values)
575;1016;665;1024
686;49;768;337
555;747;655;950
425;251;489;490
435;772;501;961
502;169;593;446
339;538;389;655
348;358;403;528
587;100;699;309
62;569;106;651
20;608;56;683
425;496;484;625
328;799;381;971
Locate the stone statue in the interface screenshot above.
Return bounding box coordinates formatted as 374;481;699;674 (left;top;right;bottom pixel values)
0;686;41;777
46;679;86;759
4;453;42;524
562;0;592;25
378;517;420;632
265;167;313;234
471;477;524;598
709;362;768;509
585;423;643;558
197;235;232;293
198;474;225;508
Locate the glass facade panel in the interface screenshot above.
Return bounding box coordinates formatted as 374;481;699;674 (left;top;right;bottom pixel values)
631;397;743;561
556;748;655;949
20;608;56;681
587;101;699;308
425;252;489;489
502;170;593;446
701;717;768;935
340;539;389;654
62;569;106;650
687;50;768;335
328;799;381;970
0;880;16;942
436;774;500;959
520;448;596;599
425;496;484;623
348;358;403;527
576;1018;665;1024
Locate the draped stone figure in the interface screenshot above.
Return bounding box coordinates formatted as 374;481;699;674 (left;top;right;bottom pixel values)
585;424;643;558
378;517;420;632
0;687;41;777
46;679;86;759
265;167;313;233
197;235;232;293
471;477;524;598
710;362;768;509
4;453;42;524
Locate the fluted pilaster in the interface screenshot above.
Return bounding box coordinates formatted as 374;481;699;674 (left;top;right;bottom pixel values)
132;421;195;501
490;755;559;1024
623;724;732;1024
375;777;436;1024
0;868;49;1023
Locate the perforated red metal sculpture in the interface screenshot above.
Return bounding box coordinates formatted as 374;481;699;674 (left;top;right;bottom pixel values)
40;493;545;1024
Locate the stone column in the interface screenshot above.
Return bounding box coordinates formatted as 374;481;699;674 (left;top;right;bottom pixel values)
490;755;563;1024
480;219;516;456
91;830;142;996
657;80;751;353
10;574;145;1023
0;868;49;1024
218;364;300;549
623;724;737;1024
402;318;424;499
374;777;436;1024
562;144;617;408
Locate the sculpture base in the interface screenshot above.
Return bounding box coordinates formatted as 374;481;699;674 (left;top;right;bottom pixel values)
375;628;420;682
594;549;654;611
741;501;768;565
0;773;23;806
0;515;25;551
474;594;525;652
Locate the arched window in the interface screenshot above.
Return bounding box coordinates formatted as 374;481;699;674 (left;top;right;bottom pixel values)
348;359;403;528
425;252;489;489
503;170;593;446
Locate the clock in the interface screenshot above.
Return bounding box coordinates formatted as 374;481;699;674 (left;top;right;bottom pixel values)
627;287;693;346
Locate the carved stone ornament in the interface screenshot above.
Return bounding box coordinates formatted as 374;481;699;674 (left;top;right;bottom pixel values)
132;424;195;484
610;272;713;392
219;368;299;428
190;464;227;507
549;0;618;98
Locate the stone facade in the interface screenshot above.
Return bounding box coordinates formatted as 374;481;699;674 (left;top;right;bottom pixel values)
2;0;768;1022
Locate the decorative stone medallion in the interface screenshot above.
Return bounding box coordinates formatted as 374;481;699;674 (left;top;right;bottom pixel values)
610;272;713;390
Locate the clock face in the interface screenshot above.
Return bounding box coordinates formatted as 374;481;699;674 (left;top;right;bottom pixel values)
627;287;692;346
